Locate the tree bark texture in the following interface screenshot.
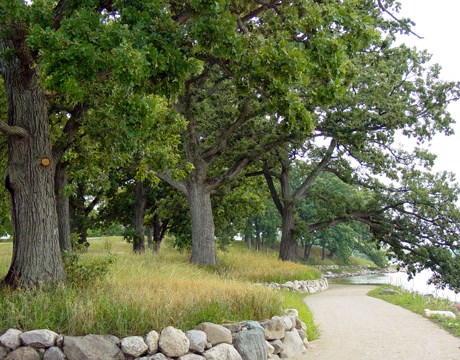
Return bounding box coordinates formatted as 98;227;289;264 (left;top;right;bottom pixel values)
133;180;146;253
1;35;65;287
188;176;216;265
55;162;72;252
279;203;298;261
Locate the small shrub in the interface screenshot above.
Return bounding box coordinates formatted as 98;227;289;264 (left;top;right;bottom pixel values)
62;251;114;287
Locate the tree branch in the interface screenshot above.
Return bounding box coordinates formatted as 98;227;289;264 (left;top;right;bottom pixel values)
376;0;423;39
0;121;30;138
293;138;337;201
207;157;251;193
156;171;188;196
201;100;251;162
264;171;284;214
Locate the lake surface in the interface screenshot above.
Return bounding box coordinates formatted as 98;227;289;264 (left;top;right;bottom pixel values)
336;270;460;302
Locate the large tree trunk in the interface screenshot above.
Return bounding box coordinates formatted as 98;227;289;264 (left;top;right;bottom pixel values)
1;36;65;287
133;180;146;253
188;177;216;265
279;203;298;261
55;162;72;252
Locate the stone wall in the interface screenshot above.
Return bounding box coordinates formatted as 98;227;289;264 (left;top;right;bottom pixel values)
264;277;329;293
0;309;309;360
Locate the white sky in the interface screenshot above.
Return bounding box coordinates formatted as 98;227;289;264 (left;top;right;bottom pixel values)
397;0;460;179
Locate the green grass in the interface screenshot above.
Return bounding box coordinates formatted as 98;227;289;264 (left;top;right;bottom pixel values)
280;290;319;340
0;237;320;337
368;285;460;337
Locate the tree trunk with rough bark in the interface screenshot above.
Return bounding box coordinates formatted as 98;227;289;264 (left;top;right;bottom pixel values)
55;162;72;252
1;35;65;287
133;180;146;253
279;203;298;261
188;175;216;265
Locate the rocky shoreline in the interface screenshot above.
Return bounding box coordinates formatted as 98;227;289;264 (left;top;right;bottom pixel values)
316;265;399;279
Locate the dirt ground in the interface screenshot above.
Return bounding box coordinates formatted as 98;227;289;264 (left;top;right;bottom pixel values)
289;284;460;360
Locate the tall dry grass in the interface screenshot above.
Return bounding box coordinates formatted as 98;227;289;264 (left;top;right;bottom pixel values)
0;237;320;338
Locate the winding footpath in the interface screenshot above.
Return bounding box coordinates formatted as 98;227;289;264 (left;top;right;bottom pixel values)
300;284;460;360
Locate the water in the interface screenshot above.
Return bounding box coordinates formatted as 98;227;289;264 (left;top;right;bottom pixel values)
339;270;460;302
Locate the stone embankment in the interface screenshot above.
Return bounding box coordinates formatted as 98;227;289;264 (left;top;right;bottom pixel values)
0;309;309;360
264;278;329;293
316;265;398;279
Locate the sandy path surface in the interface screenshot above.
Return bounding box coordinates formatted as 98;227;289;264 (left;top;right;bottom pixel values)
292;284;460;360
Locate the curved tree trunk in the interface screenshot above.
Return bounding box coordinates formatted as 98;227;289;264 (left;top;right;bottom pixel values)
133;180;146;253
1;36;65;287
188;178;216;265
55;162;72;252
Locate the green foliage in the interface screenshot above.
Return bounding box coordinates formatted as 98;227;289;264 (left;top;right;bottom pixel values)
368;286;460;337
62;251;114;288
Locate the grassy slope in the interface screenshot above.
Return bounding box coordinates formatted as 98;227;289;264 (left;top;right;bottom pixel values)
0;237;319;339
368;285;460;337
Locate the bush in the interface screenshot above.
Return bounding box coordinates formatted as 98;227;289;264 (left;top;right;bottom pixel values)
62;251;114;287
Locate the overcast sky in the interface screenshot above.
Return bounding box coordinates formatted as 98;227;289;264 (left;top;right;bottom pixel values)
396;0;460;179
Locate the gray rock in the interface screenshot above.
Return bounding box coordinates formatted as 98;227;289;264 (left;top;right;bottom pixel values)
297;329;306;340
262;318;285;340
0;329;22;350
138;354;172;360
284;309;299;318
294;318;307;332
203;343;242;360
0;346;9;358
121;336;148;357
159;326;190;358
196;322;232;346
63;334;125;360
269;340;283;355
178;354;206;360
21;329;59;348
243;321;264;332
6;347;40;360
56;335;64;348
379;288;399;295
43;347;65;360
279;329;303;358
266;341;275;355
186;330;207;353
233;329;268;360
279;316;293;331
222;323;243;333
145;330;159;354
268;355;280;360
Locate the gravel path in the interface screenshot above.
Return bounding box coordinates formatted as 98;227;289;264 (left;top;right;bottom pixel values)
295;284;460;360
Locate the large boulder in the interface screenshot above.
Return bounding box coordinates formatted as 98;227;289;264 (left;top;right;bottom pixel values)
6;347;40;360
20;330;59;348
159;326;190;358
186;330;207;353
196;323;232;346
262;318;285;341
43;347;66;360
145;330;159;354
121;336;148;357
63;335;125;360
279;329;304;359
233;329;268;360
0;329;22;350
203;343;242;360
